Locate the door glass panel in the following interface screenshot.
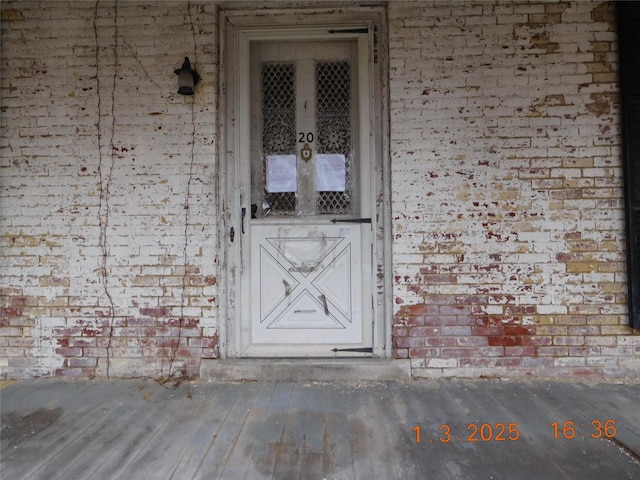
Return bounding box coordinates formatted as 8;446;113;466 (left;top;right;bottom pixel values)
251;43;357;219
259;63;297;214
316;61;354;215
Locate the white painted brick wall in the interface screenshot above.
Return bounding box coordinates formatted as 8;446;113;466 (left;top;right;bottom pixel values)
390;1;637;378
1;0;637;379
1;0;219;378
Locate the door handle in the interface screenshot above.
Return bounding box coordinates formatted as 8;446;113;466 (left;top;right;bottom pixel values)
230;226;235;242
241;207;246;234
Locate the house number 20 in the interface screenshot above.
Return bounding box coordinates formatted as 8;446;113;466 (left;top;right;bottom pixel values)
299;132;314;143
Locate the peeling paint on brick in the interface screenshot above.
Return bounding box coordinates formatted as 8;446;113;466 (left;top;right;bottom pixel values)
1;0;637;380
1;0;219;380
390;0;635;379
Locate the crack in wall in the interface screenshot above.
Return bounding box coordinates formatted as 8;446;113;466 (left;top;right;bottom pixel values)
94;0;118;379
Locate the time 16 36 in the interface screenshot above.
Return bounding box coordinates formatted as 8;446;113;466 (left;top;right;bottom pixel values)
550;420;616;439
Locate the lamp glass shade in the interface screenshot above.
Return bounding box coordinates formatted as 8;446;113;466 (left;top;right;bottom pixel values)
177;57;195;95
178;70;195;95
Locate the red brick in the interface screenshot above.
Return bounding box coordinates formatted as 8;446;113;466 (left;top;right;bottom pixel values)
54;327;82;337
440;305;470;315
174;326;201;337
474;347;504;357
503;325;535;336
187;337;217;348
409;347;439;357
471;326;504;336
536;346;569;356
423;274;457;284
82;327;103;337
426;337;457;347
10;297;30;307
394;337;425;348
474;316;505;326
553;336;585;346
488;336;523;347
201;348;219;359
112;327;144;337
521;336;552;346
422;295;456;305
396;315;427;326
402;304;439;316
495;358;522;367
455;295;489;305
173;348;203;358
127;317;158;327
567;326;600;335
394;349;409;359
55;347;83;357
556;252;581;262
408;326;440;336
522;357;554;367
68;338;96;348
392;326;409;337
68;358;98;368
504;346;535;356
456;315;480;325
568;346;601;356
441;348;473;358
460;358;490;367
140;307;170;317
424;316;458;326
457;336;488;346
504;305;535;315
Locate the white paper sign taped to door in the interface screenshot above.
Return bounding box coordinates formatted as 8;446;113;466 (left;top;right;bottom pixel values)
316;154;346;192
266;154;297;192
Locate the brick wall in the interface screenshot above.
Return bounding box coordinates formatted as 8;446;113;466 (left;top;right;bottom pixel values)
1;1;219;379
1;0;638;380
390;1;640;377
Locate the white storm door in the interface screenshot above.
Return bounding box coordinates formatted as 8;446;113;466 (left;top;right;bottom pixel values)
240;34;373;357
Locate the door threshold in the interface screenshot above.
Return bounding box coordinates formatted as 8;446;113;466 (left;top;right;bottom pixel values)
199;358;411;382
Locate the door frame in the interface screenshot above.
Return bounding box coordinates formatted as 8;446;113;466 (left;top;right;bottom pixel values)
217;6;391;359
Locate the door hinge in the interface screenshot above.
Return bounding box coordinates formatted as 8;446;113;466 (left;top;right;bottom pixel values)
331;347;373;353
330;218;371;224
328;28;369;34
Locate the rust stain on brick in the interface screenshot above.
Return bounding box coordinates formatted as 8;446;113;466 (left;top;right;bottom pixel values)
586;92;616;117
591;2;616;27
1;9;24;21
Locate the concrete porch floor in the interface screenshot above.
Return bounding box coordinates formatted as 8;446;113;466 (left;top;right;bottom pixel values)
1;378;640;479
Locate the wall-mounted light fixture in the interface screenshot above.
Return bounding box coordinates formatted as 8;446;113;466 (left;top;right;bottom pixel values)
174;57;200;95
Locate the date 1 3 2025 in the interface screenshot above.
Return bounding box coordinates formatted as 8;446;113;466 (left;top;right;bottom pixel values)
413;420;616;444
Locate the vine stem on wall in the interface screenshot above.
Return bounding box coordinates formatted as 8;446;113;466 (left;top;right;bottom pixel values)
94;0;118;379
166;0;198;381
